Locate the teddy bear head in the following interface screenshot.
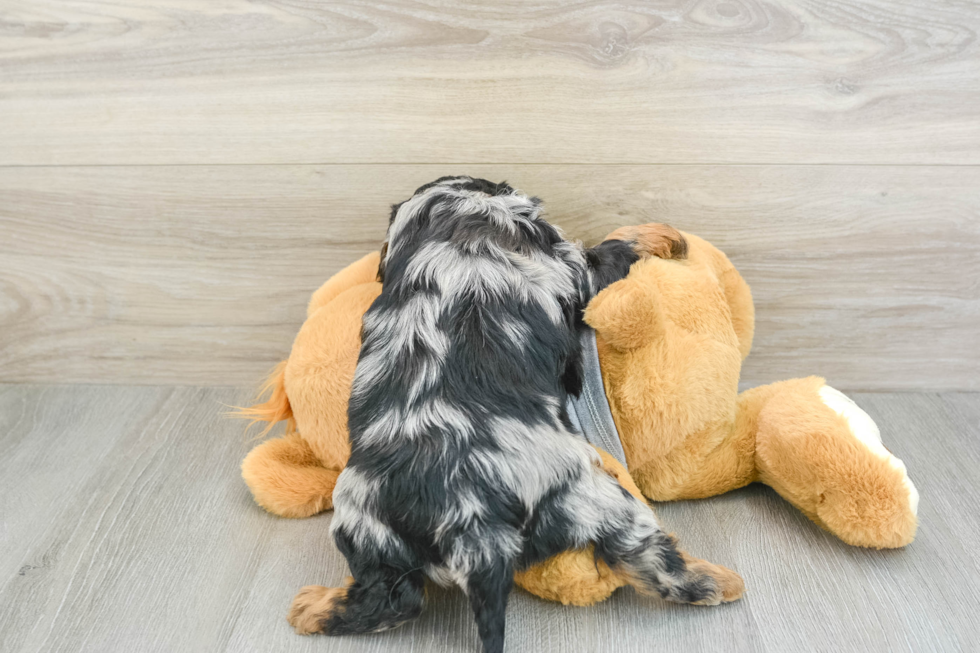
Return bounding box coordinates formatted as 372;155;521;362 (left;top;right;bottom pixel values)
583;232;755;484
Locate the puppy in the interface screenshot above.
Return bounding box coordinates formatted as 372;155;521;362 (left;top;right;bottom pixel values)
288;177;743;653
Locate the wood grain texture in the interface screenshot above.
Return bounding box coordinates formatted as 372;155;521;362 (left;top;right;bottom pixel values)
1;384;978;652
1;164;977;389
1;0;979;165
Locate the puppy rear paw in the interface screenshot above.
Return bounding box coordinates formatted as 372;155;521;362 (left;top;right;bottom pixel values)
680;554;745;605
287;583;349;634
606;223;687;260
704;564;745;604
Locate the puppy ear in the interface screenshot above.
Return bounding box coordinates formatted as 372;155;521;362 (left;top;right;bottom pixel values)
377;241;388;283
584;279;665;351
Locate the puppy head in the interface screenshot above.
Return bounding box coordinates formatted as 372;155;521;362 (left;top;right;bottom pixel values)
377;176;538;282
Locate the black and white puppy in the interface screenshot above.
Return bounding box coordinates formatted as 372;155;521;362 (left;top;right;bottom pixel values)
288;177;740;653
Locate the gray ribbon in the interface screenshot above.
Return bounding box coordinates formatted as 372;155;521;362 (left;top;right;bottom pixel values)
565;329;628;467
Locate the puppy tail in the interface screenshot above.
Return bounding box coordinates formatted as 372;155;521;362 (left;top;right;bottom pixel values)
467;561;514;653
229;360;295;439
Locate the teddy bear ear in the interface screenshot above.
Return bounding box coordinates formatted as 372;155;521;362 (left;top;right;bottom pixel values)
583;279;665;351
306;251;382;317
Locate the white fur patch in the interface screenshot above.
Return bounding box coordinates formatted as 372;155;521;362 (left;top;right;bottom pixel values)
403;240;573;324
404;240;516;302
404;398;474;441
354;294;448;400
425;564;470;591
365;293;449;358
428;523;522;592
331;468;406;552
359;398;473;445
385;190;432;254
386;178;538;260
433;487;487;541
481;417;591;508
819;385;919;516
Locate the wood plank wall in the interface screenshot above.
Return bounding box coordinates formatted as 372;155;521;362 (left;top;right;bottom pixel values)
1;1;978;389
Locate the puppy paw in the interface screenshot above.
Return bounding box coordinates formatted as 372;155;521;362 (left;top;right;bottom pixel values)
605;223;687;260
704;564;745;604
678;552;745;605
287;582;349;634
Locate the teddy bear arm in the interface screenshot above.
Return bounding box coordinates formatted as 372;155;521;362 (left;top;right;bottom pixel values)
584;275;666;351
745;377;918;548
241;433;341;518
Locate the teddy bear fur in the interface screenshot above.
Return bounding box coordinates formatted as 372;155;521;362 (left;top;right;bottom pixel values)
239;228;918;606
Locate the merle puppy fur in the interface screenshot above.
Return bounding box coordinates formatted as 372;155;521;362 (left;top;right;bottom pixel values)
287;177;739;653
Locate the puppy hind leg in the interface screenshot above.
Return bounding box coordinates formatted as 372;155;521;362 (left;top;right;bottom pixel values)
675;546;745;604
599;524;744;606
577;470;743;606
288;522;425;636
288;566;425;636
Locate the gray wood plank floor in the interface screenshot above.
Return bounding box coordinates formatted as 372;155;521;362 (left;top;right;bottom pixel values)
1;384;977;653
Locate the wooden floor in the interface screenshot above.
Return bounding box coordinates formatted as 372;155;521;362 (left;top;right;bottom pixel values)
1;383;977;653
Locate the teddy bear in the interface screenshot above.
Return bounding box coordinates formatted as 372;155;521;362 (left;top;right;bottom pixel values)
238;225;918;606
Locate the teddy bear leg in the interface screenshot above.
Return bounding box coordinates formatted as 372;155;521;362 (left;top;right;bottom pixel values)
241;433;340;518
751;377;918;548
514;547;626;606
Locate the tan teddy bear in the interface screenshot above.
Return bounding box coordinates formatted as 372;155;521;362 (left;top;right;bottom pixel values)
239;226;917;606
